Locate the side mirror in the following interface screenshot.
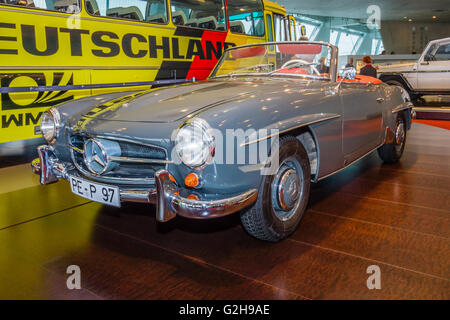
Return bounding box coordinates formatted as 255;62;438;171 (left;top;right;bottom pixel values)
341;67;356;80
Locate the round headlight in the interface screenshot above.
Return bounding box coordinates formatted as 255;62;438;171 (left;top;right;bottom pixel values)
40;108;61;142
174;118;215;168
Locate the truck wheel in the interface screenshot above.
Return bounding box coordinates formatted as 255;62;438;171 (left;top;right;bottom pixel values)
240;136;310;242
385;79;404;88
385;79;419;101
377;114;407;163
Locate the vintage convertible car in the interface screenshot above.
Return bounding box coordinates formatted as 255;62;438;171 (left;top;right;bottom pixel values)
31;41;413;241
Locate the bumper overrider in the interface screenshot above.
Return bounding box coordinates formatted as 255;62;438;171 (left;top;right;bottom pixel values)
31;145;258;222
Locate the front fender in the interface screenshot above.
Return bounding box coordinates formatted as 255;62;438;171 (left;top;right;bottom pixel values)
53;90;141;126
241;113;341;146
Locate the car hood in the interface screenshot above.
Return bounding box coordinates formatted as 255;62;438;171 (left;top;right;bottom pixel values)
80;80;269;123
378;62;416;73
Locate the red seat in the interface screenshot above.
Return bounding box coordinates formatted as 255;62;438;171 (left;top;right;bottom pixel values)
275;68;308;74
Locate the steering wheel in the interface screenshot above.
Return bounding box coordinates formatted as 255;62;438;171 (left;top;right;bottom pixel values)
280;59;321;76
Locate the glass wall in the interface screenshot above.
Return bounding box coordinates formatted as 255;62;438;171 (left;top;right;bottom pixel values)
292;15;322;41
329;29;364;55
292;13;385;56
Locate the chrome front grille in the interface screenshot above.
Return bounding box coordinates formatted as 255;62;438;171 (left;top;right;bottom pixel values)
69;134;169;185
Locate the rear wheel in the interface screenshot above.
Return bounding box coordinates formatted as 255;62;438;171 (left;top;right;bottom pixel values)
377;114;407;163
240;136;310;242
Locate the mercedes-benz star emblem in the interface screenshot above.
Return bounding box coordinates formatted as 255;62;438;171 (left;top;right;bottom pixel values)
84;139;109;175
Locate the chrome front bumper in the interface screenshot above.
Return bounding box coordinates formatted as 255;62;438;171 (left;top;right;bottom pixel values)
32;145;258;222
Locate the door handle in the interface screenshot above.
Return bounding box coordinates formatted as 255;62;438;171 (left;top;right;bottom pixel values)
376;98;385;103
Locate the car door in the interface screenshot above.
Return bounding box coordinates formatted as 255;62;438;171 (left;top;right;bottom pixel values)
416;41;450;91
340;82;384;163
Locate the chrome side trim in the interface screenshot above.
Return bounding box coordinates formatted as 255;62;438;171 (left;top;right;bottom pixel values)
241;114;341;147
317;142;383;182
392;102;414;114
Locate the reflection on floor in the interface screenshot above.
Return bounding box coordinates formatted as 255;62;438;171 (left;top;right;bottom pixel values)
0;123;448;299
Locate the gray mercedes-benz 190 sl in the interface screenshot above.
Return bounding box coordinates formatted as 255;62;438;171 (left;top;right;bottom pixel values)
32;41;413;241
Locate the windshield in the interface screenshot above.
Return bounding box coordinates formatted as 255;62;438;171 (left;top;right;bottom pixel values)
211;42;335;81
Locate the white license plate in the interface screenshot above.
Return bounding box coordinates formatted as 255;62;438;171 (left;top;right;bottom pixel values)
69;175;120;207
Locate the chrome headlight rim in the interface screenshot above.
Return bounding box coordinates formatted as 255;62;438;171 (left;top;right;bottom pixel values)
174;118;215;169
40;107;61;143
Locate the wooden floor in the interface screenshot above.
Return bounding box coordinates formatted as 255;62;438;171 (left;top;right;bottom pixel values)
0;122;448;299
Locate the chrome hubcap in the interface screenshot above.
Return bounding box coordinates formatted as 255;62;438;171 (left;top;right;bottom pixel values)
272;159;303;221
277;168;300;211
395;122;405;145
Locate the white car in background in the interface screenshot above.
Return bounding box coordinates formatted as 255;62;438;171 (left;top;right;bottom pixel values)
378;37;450;99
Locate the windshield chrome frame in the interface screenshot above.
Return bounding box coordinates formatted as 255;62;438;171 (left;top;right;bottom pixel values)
210;41;339;82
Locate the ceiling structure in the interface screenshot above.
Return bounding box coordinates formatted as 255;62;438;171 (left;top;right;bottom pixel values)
277;0;450;22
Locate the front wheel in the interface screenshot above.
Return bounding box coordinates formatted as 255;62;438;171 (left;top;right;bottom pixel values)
377;115;407;163
240;136;311;242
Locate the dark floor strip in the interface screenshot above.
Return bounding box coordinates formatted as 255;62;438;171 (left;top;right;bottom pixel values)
95;223;311;300
288;238;450;283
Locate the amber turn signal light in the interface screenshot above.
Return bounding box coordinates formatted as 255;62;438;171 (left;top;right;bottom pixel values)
169;174;177;183
184;173;199;188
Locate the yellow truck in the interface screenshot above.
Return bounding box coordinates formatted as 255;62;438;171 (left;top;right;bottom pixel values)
0;0;295;143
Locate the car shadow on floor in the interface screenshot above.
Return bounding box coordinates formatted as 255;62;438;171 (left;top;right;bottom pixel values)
96;149;407;246
83;146;426;299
